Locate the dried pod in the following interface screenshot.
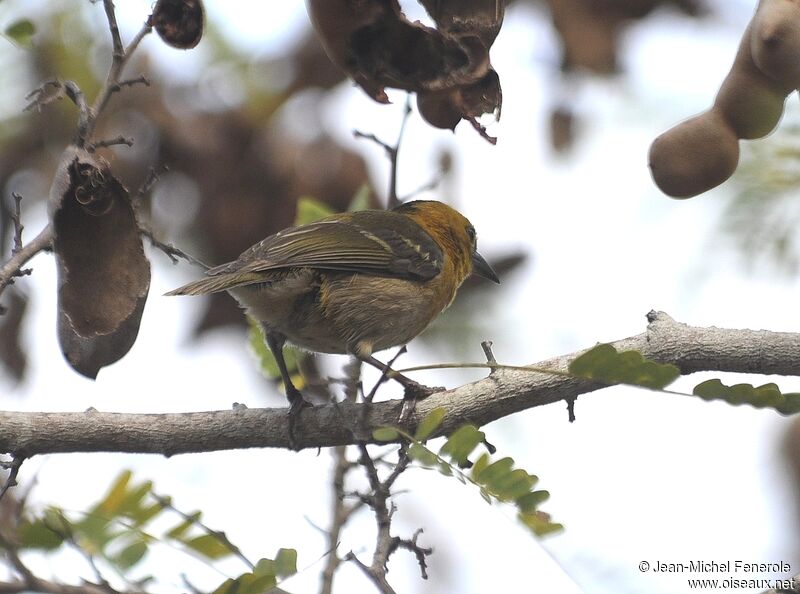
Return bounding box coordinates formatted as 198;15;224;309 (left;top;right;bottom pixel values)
417;92;462;130
417;69;501;131
49;147;151;378
306;0;493;99
751;0;800;87
151;0;204;50
0;290;28;382
418;0;505;47
714;22;789;140
648;110;740;199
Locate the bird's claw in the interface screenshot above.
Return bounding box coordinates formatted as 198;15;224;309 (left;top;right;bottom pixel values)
286;393;313;451
399;384;445;424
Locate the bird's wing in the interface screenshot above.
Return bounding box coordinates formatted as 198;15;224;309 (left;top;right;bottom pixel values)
207;211;444;281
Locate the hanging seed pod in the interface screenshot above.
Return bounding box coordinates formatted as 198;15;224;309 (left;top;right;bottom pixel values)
751;0;800;87
649;110;740;199
150;0;204;50
48;147;151;378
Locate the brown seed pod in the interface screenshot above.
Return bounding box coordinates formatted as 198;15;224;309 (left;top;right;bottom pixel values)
648;110;740;199
48;147;151;378
751;0;800;87
714;21;789;140
417;92;462;130
150;0;204;50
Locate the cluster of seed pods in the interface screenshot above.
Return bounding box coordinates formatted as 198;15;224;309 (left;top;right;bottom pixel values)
649;0;800;198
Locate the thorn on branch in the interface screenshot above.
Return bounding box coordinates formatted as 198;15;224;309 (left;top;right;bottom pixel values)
566;397;576;423
481;340;497;372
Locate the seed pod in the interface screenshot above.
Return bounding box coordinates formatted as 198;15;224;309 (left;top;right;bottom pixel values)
714;22;789;140
151;0;204;50
49;147;151;378
648;110;740;199
751;0;800;87
417;92;462;130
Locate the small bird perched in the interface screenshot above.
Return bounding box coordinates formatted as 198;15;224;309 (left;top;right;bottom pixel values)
167;200;499;416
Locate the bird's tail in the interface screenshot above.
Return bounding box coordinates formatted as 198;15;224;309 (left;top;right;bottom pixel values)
164;272;264;296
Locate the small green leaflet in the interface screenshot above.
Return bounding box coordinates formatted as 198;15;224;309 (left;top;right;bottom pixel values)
439;425;484;467
4;19;35;48
693;379;800;415
295;196;334;225
372;427;400;442
569;344;680;389
211;550;297;594
414;407;446;441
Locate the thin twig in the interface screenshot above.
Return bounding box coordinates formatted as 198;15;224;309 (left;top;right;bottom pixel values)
365;347;408;405
387;529;432;580
151;493;255;571
87;2;152;140
0;225;53;307
139;228;209;269
9;193;24;255
354;96;413;209
24;79;65;112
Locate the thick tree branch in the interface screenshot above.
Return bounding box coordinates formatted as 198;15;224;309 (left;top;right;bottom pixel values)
2;312;800;457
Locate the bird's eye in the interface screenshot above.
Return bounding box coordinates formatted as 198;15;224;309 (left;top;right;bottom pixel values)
466;225;476;243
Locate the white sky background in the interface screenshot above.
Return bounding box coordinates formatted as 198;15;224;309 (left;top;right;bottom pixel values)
2;0;800;593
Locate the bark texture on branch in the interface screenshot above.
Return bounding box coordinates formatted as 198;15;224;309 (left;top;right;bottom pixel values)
2;311;800;457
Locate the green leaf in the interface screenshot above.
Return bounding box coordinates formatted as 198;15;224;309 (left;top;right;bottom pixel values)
490;468;537;502
254;558;276;577
693;379;800;414
471;453;491;478
569;344;680;389
295;196;334;225
97;470;133;516
348;184;371;212
16;519;64;550
372;427;399;442
414;407;446;441
182;534;233;560
440;425;484;466
472;456;514;485
117;481;153;519
516;490;549;513
166;512;202;539
408;442;439;467
519;511;563;537
112;539;148;570
275;548;298;577
4;19;35;48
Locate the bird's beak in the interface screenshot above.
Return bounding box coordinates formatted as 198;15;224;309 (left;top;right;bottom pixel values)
471;251;500;284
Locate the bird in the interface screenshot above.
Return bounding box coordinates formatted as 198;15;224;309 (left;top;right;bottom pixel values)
166;199;499;417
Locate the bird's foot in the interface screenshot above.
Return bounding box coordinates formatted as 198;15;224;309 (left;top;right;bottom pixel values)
286;391;313;451
399;383;445;424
